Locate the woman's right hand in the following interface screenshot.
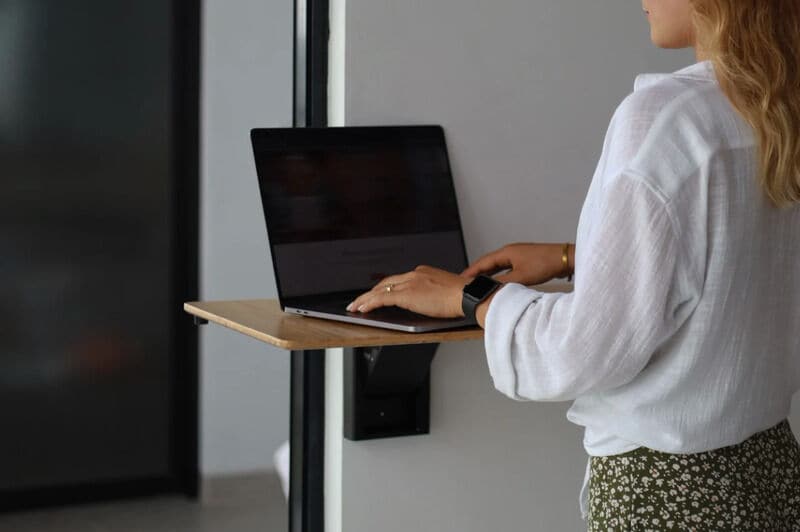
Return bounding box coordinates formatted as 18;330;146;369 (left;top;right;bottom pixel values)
462;243;571;286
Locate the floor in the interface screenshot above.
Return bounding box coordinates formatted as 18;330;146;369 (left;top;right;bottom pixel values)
0;473;288;532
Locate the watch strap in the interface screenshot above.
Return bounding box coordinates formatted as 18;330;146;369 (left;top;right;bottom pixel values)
462;275;502;322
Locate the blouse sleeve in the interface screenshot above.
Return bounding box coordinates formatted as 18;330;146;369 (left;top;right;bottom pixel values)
484;174;700;402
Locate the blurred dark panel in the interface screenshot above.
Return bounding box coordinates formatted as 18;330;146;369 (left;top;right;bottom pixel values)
0;0;196;499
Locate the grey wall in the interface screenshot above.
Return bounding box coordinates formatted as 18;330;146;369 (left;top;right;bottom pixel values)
339;2;697;530
200;0;292;475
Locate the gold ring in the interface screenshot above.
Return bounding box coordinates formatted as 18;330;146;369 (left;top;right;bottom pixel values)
385;283;394;293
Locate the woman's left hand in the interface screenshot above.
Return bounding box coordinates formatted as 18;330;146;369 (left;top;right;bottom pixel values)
347;265;470;318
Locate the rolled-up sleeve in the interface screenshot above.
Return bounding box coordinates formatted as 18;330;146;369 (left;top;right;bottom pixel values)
484;174;699;402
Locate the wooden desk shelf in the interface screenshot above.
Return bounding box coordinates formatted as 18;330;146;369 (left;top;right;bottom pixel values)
183;299;484;350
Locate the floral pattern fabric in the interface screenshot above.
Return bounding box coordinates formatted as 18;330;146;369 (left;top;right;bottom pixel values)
587;420;800;531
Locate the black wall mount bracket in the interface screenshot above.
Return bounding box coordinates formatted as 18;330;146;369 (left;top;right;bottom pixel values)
344;343;438;441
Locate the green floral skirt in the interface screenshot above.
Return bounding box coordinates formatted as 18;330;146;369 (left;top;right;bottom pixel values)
587;420;800;531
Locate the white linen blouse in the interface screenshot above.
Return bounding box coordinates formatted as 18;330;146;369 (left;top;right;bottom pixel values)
483;61;800;517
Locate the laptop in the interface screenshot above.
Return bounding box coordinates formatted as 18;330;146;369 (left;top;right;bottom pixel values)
250;125;475;332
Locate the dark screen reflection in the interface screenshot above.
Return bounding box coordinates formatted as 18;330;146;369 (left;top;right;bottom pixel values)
254;130;462;245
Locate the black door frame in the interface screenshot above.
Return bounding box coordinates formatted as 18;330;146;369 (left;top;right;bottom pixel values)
295;0;329;128
171;0;201;501
291;0;329;530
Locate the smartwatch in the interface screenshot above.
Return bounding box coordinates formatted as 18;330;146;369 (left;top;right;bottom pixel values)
462;275;502;322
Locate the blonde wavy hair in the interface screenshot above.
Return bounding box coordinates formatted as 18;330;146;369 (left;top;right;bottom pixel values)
690;0;800;208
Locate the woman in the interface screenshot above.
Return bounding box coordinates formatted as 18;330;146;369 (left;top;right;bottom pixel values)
349;1;800;529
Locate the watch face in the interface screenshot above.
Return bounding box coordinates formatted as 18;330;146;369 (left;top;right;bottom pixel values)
464;275;499;299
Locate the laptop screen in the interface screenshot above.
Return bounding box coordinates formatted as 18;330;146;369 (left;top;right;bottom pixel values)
251;126;469;300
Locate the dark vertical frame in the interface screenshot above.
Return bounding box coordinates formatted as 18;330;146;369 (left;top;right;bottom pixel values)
289;351;326;532
294;0;329;128
171;0;201;499
292;0;329;530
